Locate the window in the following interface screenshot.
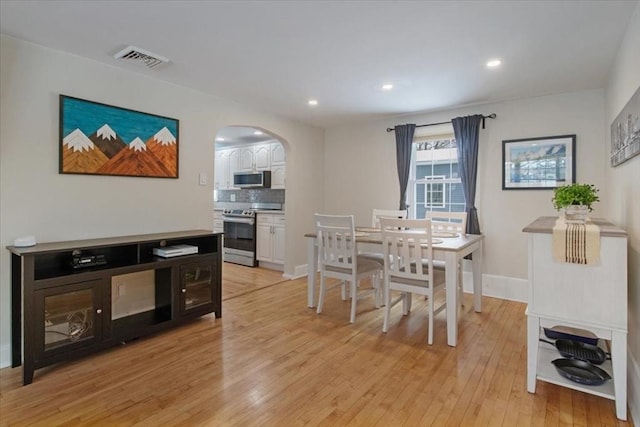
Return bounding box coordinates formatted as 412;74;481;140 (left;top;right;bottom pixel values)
408;136;465;219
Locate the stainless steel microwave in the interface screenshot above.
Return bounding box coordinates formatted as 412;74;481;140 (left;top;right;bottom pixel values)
233;170;271;188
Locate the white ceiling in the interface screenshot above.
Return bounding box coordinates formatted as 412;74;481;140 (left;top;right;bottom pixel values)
1;0;636;143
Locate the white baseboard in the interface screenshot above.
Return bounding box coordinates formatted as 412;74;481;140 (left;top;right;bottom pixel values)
1;343;11;369
291;263;311;280
629;352;640;424
258;261;284;272
460;264;528;302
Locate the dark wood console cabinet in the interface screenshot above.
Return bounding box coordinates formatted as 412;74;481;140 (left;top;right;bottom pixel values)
8;230;222;385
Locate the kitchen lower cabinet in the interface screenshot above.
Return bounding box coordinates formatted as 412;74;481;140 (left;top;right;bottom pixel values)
523;217;628;420
257;213;285;265
213;211;224;233
8;230;222;385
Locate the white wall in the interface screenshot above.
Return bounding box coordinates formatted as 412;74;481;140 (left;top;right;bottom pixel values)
325;89;606;282
0;35;325;367
604;1;640;423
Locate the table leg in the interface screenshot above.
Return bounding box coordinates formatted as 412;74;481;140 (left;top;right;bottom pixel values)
445;251;458;347
307;237;318;308
472;241;483;312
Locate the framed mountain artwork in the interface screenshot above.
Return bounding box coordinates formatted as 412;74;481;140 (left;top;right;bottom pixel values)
59;95;179;178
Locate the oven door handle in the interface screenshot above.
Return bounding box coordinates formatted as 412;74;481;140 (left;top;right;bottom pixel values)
223;217;255;225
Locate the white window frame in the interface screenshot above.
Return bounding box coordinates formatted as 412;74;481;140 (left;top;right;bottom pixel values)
408;135;463;218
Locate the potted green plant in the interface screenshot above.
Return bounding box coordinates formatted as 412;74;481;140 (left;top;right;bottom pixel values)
552;183;599;223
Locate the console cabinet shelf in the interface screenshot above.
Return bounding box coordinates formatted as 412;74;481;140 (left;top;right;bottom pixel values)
8;230;222;385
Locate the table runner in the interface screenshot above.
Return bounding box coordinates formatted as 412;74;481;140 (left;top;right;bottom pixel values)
552;217;600;264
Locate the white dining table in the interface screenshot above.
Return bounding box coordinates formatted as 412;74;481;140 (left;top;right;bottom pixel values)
304;229;484;347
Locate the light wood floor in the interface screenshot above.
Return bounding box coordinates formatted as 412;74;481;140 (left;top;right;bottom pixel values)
0;263;632;426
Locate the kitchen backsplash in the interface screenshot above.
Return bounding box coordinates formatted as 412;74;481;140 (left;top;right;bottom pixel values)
215;188;285;204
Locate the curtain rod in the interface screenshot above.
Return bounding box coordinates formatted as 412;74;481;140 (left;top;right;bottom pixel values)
386;113;497;132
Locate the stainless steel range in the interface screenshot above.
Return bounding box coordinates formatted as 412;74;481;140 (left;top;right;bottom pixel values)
221;203;281;267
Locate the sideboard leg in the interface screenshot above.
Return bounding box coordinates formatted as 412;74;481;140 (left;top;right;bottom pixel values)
611;330;627;421
526;312;539;393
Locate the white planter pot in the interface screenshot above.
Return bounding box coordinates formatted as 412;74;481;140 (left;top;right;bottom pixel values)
564;205;588;223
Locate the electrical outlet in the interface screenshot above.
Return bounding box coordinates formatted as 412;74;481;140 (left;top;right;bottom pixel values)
199;172;207;186
230;194;236;202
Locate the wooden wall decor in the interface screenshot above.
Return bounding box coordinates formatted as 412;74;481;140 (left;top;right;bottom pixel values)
59;95;179;178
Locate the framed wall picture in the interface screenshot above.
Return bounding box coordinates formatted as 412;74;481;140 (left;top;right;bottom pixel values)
502;134;575;190
59;95;179;178
610;85;640;167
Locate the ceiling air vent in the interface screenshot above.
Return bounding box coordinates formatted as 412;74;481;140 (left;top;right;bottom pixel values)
113;45;169;69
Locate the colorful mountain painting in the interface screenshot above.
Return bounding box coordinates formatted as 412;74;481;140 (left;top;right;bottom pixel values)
60;95;179;178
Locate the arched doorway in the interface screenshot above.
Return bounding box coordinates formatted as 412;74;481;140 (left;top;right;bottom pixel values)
213;126;287;271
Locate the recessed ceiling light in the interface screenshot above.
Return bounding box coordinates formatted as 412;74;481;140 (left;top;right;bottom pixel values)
216;137;225;142
381;83;394;91
486;59;502;68
253;131;263;135
308;99;318;106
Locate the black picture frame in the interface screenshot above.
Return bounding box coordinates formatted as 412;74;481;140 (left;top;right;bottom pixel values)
502;134;576;190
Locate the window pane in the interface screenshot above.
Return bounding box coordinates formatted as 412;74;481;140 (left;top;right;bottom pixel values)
410;136;465;217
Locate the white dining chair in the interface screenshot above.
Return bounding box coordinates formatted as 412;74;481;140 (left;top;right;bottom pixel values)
380;217;446;344
315;214;382;323
425;211;468;305
359;209;408;281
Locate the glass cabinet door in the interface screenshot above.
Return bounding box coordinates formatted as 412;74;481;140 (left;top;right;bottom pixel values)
180;260;215;316
35;279;103;357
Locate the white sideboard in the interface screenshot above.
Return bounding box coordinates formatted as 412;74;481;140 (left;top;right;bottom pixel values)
523;216;628;420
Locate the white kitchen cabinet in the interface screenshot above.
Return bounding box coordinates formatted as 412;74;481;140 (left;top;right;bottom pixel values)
228;148;240;188
256;213;285;265
213;211;224;233
254;144;271;170
271;142;286;166
217;141;285;188
271;165;286;189
239;144;271;172
523;216;628;420
214;149;230;189
215;148;240;189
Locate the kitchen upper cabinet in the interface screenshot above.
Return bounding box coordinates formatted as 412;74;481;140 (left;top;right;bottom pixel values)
216;141;285;188
228;149;240;187
271;143;285;166
254;145;270;170
215;148;240;189
270;142;286;188
214;149;230;189
271;165;286;189
239;145;270;172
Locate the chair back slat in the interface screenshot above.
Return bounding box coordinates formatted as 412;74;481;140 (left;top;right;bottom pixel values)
372;209;408;228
